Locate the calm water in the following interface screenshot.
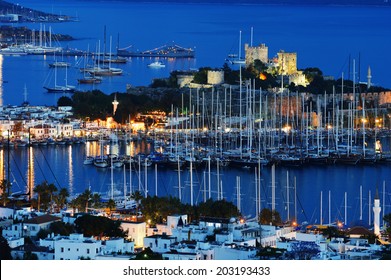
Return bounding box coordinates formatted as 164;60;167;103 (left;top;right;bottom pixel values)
1;0;391;226
4;138;391;227
1;0;391;106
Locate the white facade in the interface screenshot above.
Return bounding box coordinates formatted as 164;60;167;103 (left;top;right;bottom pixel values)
167;214;188;234
213;244;258;260
29;125;56;139
55;123;74;138
120;221;146;248
171;225;208;242
5;237;24;248
162;251;202;260
52;234;103;260
144;234;177;253
103;238;134;255
2;214;61;238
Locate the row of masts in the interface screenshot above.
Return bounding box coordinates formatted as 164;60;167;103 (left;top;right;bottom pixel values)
160;73;388;165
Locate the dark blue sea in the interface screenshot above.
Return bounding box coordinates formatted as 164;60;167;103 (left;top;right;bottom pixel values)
2;0;391;227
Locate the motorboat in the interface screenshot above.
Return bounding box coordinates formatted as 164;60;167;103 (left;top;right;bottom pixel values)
147;61;166;68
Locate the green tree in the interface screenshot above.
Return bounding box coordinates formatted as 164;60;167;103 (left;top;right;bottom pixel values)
91;193;102;209
57;96;74;107
36;228;51;240
134;247;163;260
46;183;58;213
106;199;116;214
259;208;282;226
55;187;70;210
78;188;92;212
197;198;240;220
131;190;143;212
0;235;12;260
192;67;211;84
33;182;49;212
74;215;126;238
49;221;74;236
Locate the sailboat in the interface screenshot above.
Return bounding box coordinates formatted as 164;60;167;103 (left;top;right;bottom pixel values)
43;61;75;93
226;30;246;65
78;58;103;84
87;36;123;77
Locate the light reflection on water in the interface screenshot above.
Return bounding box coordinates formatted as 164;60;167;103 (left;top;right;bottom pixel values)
3;139;391;227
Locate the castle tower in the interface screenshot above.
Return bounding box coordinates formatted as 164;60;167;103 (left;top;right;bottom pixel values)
373;186;381;236
367;66;372;89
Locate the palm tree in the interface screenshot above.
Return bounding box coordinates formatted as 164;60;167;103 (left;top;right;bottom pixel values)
34;182;48;212
79;188;92;213
106;199;116;215
130;190;143;213
47;183;58;213
91;193;102;209
69;198;79;214
55;187;70;210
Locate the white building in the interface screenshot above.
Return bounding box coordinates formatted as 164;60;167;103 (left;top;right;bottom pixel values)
5;237;24;248
144;233;177;253
41;233;103;260
162;251;202;260
2;214;61;238
167;214;188;234
171;225;209;242
164;240;214;260
103;238;134;255
120;220;146;248
213;243;258;260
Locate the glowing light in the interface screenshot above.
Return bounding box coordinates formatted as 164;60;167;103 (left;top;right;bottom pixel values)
259;73;267;80
282;125;291;134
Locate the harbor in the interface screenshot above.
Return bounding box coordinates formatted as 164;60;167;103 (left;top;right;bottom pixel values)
0;0;391;263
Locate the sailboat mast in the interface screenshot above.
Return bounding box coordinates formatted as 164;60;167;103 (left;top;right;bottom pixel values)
368;190;371;226
208;156;211;199
328;190;331;225
155;163;158;196
123;164;126;208
286;171;290;221
320;191;323;225
190;159;193;206
271;164;275;215
236;176;241;213
360;185;363;220
144;158;148;198
129;156;132;195
344;191;347;226
178;155;181;202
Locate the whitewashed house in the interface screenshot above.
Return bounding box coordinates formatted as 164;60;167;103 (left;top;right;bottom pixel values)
144;233;177;253
120;220;146;248
103;238;134;255
50;233;103;260
213;244;259;260
2;214;61;238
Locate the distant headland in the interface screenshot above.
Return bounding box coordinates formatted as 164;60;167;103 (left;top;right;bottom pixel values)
0;0;75;22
